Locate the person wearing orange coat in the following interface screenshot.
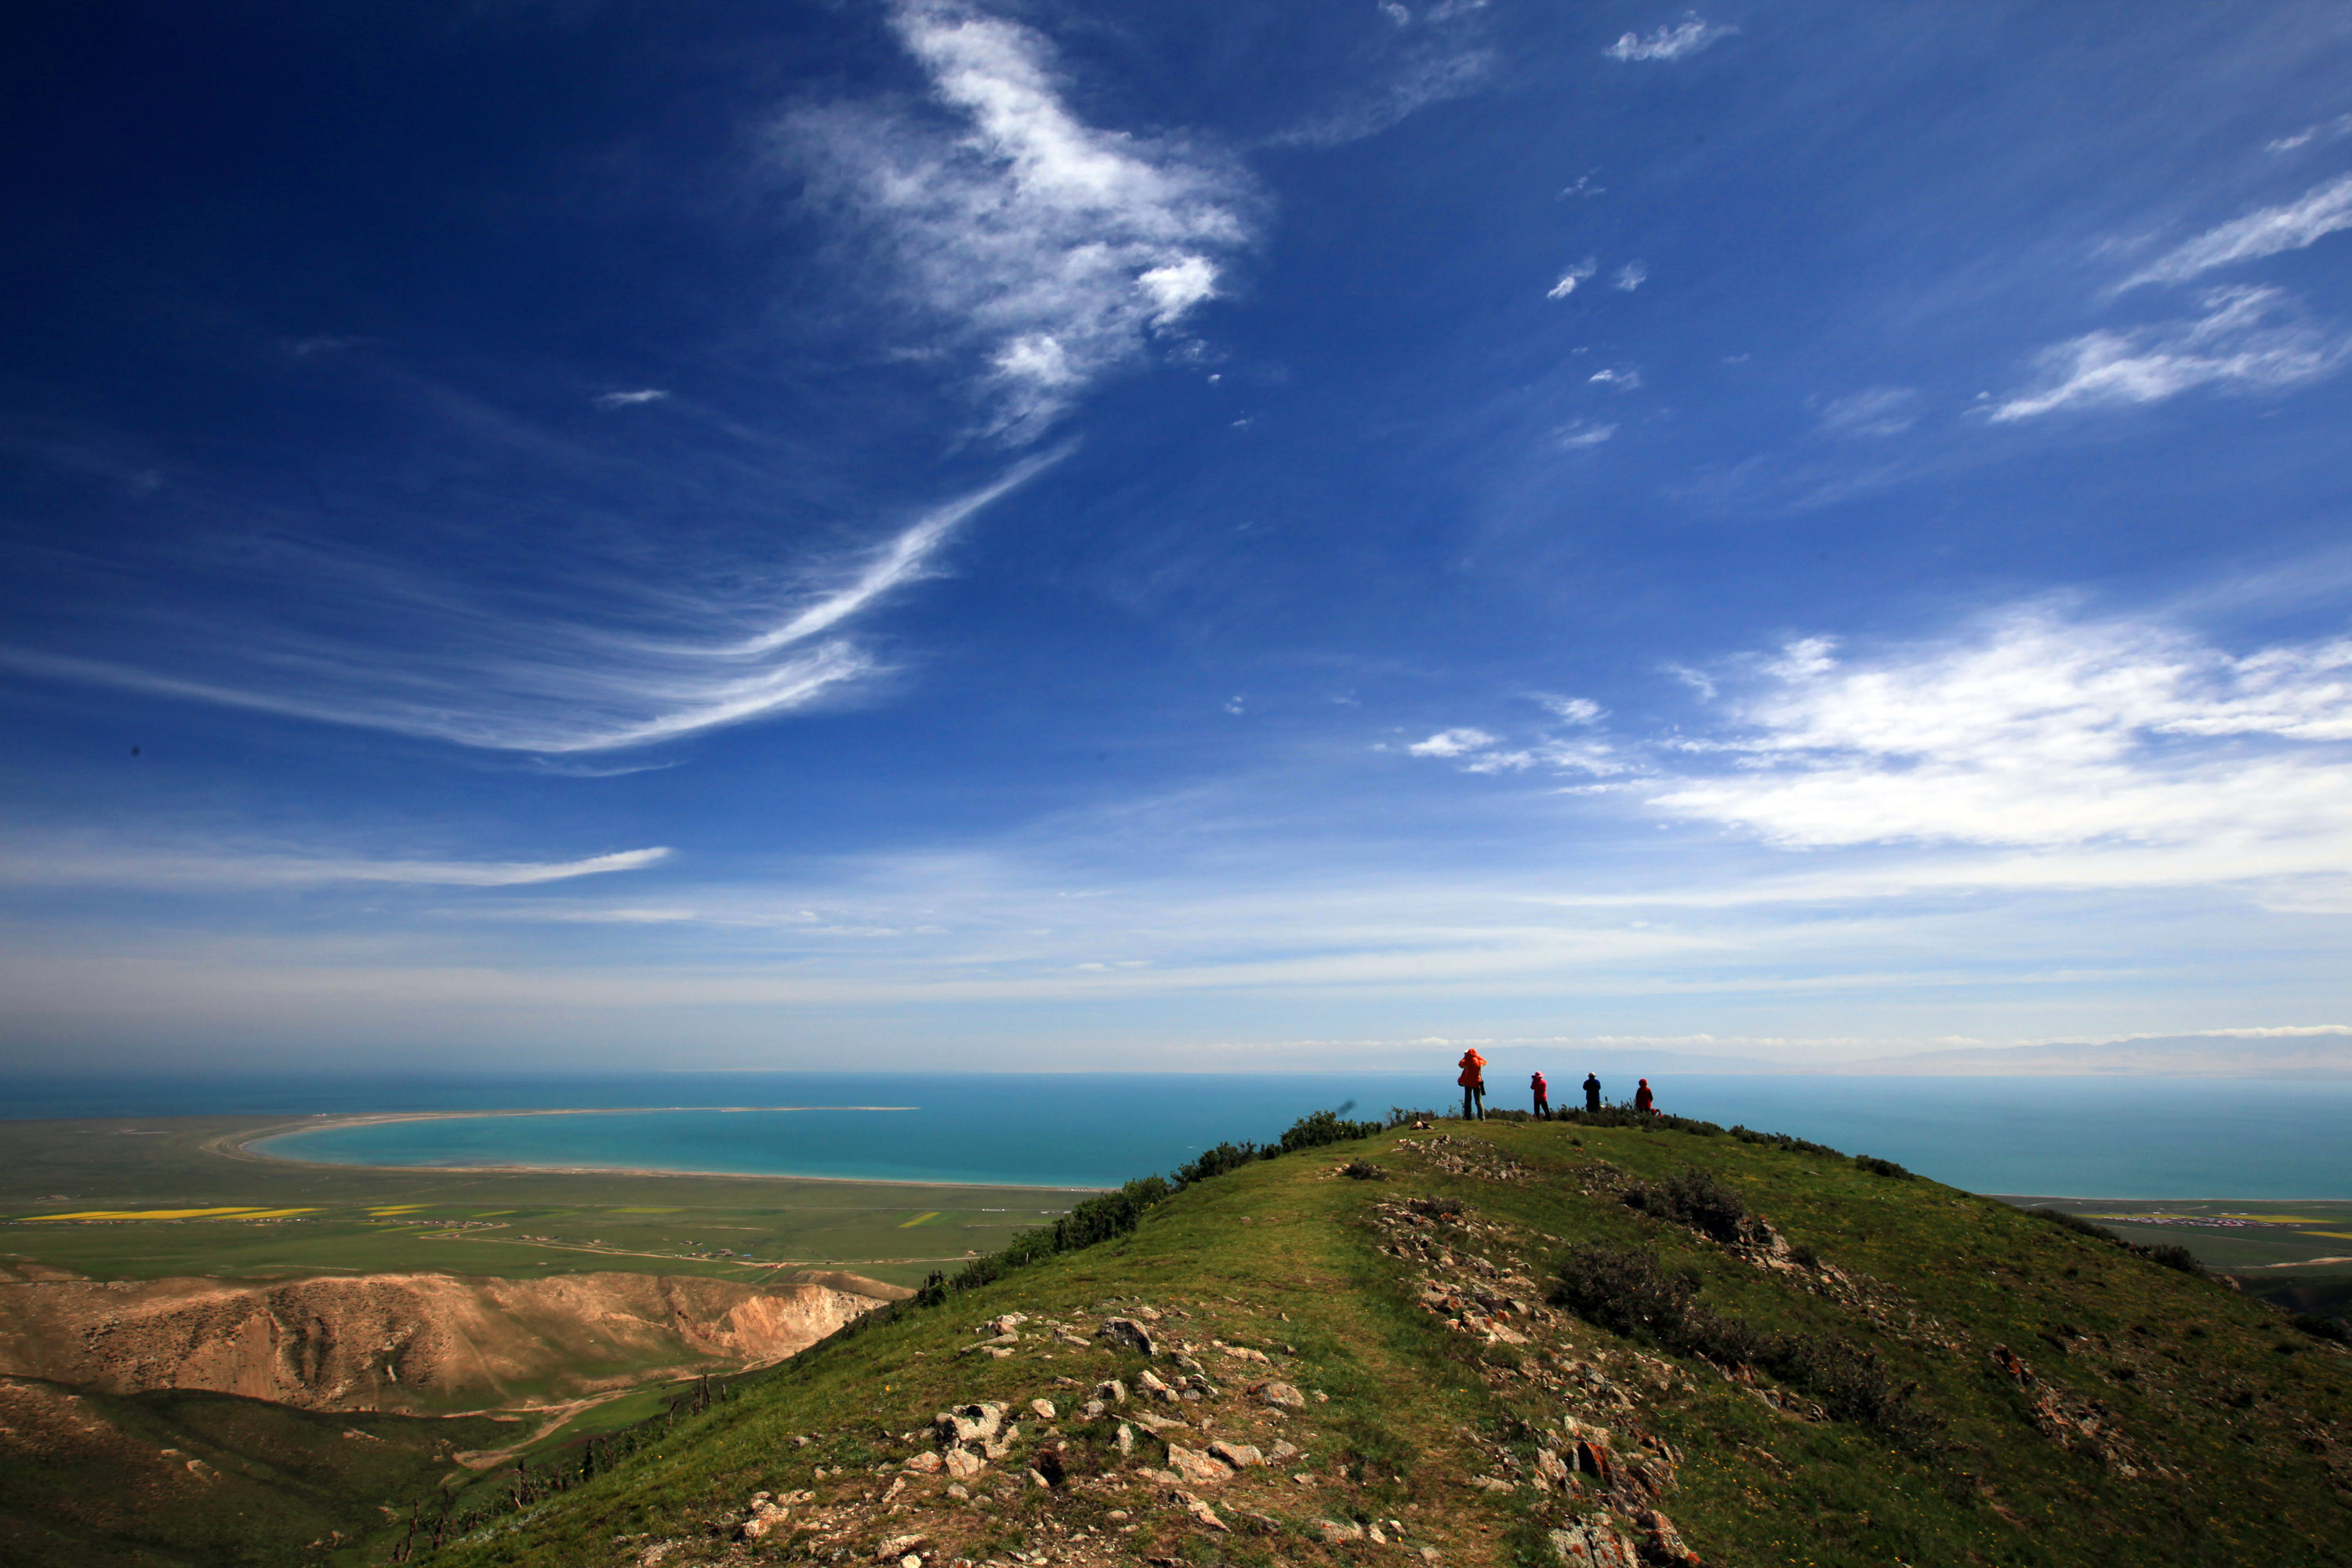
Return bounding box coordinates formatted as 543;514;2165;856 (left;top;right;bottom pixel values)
1530;1071;1550;1120
1634;1077;1656;1116
1457;1048;1487;1120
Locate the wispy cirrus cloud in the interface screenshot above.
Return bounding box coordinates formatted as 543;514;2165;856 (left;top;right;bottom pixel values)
0;841;669;889
0;454;1059;753
1604;16;1736;63
787;2;1254;440
2122;172;2352;288
593;389;670;409
1270;45;1497;149
1986;285;2343;422
2267;116;2352;155
1816;386;1918;437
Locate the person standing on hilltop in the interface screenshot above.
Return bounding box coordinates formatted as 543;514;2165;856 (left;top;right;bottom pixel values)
1634;1077;1656;1116
1583;1073;1602;1112
1530;1071;1550;1120
1457;1047;1487;1120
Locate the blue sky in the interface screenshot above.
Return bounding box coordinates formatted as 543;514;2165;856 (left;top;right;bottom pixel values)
3;0;2350;1074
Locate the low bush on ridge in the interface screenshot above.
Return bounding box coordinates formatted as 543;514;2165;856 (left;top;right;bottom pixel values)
1621;1167;1755;1246
2028;1207;2212;1280
1552;1242;1938;1448
913;1107;1385;1306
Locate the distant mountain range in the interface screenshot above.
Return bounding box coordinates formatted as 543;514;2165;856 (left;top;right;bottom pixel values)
1828;1033;2352;1079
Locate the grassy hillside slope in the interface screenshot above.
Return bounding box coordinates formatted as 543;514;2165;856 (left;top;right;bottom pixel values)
0;1376;519;1568
418;1117;2352;1568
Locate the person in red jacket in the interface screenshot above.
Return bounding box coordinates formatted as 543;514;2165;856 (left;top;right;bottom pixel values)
1634;1078;1655;1116
1530;1071;1550;1120
1457;1048;1487;1120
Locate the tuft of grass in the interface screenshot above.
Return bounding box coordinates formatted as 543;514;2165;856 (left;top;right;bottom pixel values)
1339;1160;1387;1181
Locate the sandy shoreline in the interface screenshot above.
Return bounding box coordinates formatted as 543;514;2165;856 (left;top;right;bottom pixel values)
220;1108;1105;1193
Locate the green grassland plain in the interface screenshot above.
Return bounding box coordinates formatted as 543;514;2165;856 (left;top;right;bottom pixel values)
0;1115;1082;1290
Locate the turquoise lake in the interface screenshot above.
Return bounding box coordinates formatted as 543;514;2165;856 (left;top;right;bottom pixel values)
20;1070;2332;1198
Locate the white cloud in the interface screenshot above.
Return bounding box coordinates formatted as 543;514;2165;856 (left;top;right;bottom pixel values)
1406;710;1627;778
1987;285;2343;422
1555;419;1617;450
1588;366;1642;388
1604;16;1736;62
1612;261;1647;292
0;843;670;890
2;456;1058;753
788;2;1254;438
1408;727;1497;757
1816;386;1918;437
1536;739;1625;775
1535;695;1606;724
2267;115;2352;154
1646;610;2352;866
593;389;670;409
1547;258;1598;299
2125;173;2352;287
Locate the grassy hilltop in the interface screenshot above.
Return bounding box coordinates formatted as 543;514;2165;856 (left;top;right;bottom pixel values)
404;1114;2351;1568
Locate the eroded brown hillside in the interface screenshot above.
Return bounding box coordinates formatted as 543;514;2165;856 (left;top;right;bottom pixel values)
0;1272;902;1413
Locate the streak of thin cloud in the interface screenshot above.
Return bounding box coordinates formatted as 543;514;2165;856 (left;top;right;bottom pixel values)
0;456;1063;754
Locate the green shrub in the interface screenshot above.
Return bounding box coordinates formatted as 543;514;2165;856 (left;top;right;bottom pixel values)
927;1109;1377;1304
1174;1142;1268;1186
1279;1109;1385;1152
1552;1243;1936;1447
1628;1167;1753;1243
1853;1155;1913;1179
1555;1243;1701;1337
2291;1313;2351;1345
2031;1207;2123;1244
2027;1209;2211;1281
1559;1104;1724;1136
1729;1124;1842;1158
1340;1160;1386;1181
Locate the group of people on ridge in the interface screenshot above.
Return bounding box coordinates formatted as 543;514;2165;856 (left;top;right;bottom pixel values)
1454;1047;1654;1122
